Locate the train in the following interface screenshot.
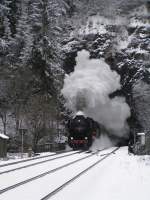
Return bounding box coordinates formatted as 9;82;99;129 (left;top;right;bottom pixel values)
67;111;99;150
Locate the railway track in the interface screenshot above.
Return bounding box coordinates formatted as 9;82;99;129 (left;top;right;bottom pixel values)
0;148;108;196
0;150;73;168
0;150;84;175
40;147;120;200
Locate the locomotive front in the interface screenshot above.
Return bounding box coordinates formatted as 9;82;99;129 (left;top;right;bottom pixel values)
67;111;95;150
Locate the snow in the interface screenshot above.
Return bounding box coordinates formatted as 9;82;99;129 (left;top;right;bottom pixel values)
54;135;67;143
0;133;9;139
79;16;107;35
129;17;150;28
0;151;87;193
0;152;55;165
129;4;149;28
126;47;148;54
73;110;86;118
0;149;108;200
0;147;150;200
137;132;145;136
78;15;129;36
50;147;150;200
0;152;76;173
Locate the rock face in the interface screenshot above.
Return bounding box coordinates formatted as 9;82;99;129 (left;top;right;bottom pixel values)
61;2;150;138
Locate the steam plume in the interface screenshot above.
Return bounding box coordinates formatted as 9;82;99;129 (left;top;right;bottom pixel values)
62;50;130;138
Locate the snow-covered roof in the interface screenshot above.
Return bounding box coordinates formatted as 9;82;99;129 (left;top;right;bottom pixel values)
137;132;145;136
72;111;86;119
0;133;9;140
76;110;85;116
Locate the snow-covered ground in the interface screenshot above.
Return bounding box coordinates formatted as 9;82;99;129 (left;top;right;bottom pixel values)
0;151;78;174
51;147;150;200
0;152;55;164
0;147;150;200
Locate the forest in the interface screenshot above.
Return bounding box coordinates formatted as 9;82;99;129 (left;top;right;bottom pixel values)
0;0;149;152
0;0;77;151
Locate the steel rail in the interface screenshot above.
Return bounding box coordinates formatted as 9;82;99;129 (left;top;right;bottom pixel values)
40;147;120;200
0;150;73;168
0;148;108;195
0;151;83;175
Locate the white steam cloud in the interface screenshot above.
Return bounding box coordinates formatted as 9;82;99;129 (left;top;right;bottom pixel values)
62;50;130;138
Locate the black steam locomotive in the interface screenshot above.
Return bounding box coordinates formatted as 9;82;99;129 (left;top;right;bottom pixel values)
67;112;98;150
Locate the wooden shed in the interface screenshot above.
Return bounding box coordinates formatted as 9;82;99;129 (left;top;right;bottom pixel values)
0;133;9;158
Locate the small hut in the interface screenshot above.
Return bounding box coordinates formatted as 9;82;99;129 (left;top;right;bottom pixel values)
0;133;9;158
133;132;150;155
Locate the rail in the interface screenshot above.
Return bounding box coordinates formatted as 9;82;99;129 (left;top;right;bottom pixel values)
0;149;73;168
41;147;120;200
0;148;108;195
0;151;83;175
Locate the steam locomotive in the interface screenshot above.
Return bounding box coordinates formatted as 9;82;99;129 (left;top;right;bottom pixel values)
67;111;98;150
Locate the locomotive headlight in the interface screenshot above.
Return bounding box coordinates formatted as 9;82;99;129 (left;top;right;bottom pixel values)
85;137;88;140
71;137;73;140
